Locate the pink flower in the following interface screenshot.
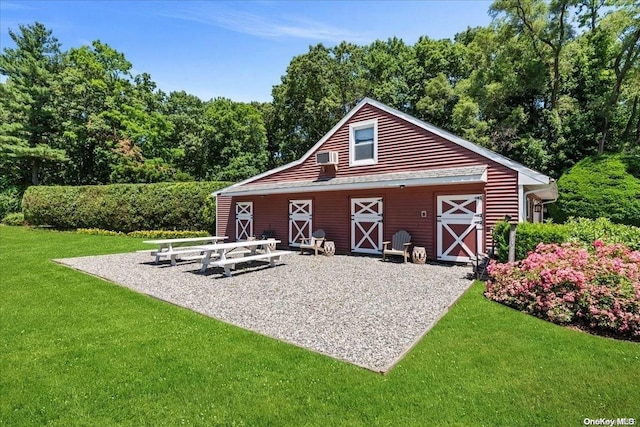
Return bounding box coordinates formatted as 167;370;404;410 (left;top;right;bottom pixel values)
485;240;640;339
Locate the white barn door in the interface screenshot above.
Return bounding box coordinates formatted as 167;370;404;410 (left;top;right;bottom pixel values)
351;197;383;254
235;201;253;241
437;195;483;262
289;199;312;247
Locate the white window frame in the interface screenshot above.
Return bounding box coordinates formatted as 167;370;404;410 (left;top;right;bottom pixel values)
349;119;378;166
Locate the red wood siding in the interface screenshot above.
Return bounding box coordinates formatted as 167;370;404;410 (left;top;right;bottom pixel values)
251;104;500;183
484;166;519;249
215;195;232;238
231;183;487;259
240;103;519;253
222;103;525;258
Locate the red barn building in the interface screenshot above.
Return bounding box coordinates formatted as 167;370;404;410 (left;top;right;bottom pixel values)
214;98;557;262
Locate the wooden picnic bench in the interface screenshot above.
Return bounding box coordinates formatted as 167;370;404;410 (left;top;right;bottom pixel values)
195;239;293;277
143;236;227;266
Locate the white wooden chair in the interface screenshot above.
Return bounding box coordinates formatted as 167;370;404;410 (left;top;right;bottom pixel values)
300;229;326;256
382;230;412;263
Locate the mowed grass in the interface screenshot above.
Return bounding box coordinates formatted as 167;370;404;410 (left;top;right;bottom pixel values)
1;226;638;426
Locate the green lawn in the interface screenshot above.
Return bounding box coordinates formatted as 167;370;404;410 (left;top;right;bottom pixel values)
1;226;638;426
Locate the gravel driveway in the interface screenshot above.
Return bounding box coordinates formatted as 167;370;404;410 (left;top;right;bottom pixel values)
56;252;473;372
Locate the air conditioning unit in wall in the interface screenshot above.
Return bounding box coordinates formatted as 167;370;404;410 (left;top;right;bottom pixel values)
316;151;339;166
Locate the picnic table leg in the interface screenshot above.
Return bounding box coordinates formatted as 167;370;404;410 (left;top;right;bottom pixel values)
222;251;234;277
200;250;213;273
223;265;233;277
266;244;277;267
155;244;163;264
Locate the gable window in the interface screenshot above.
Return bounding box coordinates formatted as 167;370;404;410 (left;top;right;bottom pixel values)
349;119;378;166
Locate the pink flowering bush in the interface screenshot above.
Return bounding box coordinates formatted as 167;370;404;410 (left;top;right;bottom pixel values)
485;241;640;340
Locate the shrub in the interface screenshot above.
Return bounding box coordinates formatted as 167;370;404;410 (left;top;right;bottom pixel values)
126;230;209;239
492;220;511;262
492;220;568;262
566;217;640;251
2;212;25;226
485;241;640;340
549;154;640;226
76;228;125;236
492;217;639;262
0;187;22;219
513;222;569;261
76;229;210;239
22;181;231;233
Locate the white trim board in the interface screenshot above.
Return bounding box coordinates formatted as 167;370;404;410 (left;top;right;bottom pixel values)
219;167;488;197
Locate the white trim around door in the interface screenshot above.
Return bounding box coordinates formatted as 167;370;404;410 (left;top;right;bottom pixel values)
289;199;312;247
351;197;383;254
437;194;483;262
235;201;253;240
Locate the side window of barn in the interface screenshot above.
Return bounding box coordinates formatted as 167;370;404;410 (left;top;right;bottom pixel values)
349;119;378;166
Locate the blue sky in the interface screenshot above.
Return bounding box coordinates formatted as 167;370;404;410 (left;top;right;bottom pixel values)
1;1;493;103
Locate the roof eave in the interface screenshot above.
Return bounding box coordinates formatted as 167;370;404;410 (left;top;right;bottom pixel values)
518;171;552;186
525;181;558;201
218;171;487;197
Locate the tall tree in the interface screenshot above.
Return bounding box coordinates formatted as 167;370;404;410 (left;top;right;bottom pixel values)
165;91;207;178
576;0;606;31
490;0;573;111
596;0;640;153
201;98;268;181
251;101;283;169
411;36;469;127
362;37;412;110
57;40;135;184
59;40;173;184
272;43;365;162
0;22;68;185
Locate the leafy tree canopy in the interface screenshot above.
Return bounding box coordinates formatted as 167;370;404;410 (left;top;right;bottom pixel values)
1;1;638;201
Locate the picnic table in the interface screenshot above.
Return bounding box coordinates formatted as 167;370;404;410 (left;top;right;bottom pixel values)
195;239;293;277
143;236;227;266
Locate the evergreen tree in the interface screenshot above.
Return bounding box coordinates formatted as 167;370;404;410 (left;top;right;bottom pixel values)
0;22;68;185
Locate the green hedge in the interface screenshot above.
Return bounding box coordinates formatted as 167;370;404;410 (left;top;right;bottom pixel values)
565;217;640;251
22;181;231;233
76;229;211;239
549;154;640;226
493;221;568;263
512;222;569;261
1;212;25;226
492;217;639;262
126;230;210;239
0;187;22;219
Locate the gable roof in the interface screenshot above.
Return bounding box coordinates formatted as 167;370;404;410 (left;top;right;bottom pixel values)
216;98;553;196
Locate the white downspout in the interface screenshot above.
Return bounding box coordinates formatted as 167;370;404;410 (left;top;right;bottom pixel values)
522;187;541;223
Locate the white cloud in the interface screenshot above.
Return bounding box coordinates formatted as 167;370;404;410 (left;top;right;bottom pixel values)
159;4;373;44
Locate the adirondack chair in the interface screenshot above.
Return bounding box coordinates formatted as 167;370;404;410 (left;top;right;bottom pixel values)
382;230;412;263
260;230;276;239
300;229;326;256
